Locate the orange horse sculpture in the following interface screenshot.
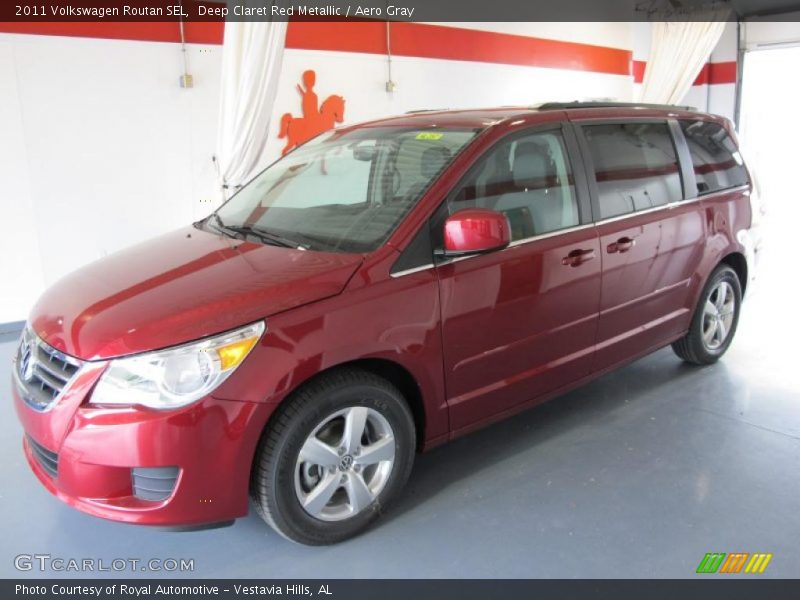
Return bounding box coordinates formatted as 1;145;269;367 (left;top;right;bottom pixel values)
278;70;345;155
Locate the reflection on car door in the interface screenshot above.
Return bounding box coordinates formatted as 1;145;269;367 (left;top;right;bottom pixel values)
435;125;601;433
575;120;706;370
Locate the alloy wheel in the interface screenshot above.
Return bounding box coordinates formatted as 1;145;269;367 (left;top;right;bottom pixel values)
702;280;736;351
294;406;395;522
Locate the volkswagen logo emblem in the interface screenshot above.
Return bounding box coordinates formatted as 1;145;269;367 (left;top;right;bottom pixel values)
18;343;36;383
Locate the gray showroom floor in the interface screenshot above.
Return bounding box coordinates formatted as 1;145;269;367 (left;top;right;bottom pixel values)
1;247;798;579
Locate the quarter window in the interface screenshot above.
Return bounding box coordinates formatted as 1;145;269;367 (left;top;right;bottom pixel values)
448;130;579;241
583;122;683;220
679;120;748;195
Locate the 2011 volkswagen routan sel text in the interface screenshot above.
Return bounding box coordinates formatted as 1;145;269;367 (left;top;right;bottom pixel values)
13;102;759;545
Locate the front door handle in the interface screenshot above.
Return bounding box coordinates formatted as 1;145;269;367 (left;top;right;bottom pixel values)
607;236;636;254
562;248;596;267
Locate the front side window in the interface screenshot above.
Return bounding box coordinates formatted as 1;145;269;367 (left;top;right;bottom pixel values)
447;130;579;241
213;127;478;253
679;120;748;195
583;122;683;220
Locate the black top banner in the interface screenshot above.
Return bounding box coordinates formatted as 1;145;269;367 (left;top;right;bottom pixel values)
4;0;800;22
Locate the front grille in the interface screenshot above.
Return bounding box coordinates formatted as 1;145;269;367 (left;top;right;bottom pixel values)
27;435;59;478
131;467;180;501
14;327;83;412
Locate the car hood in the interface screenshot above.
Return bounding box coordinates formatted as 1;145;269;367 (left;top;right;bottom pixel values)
29;226;363;360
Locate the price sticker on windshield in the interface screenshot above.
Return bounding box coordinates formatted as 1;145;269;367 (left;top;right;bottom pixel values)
416;132;444;140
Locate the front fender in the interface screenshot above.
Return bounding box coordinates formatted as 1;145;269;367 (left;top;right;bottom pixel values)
213;269;448;447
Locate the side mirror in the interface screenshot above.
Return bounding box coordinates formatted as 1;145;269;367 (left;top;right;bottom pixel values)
352;143;376;161
439;208;511;257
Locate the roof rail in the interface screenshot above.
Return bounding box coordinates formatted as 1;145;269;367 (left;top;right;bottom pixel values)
405;108;449;114
535;101;697;112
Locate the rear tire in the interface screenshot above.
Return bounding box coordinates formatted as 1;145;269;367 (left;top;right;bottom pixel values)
250;368;415;545
672;265;742;365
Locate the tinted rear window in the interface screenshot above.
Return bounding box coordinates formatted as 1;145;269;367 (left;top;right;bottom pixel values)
583;122;683;220
679;120;748;195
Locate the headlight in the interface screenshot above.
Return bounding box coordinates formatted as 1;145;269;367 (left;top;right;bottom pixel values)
90;322;265;410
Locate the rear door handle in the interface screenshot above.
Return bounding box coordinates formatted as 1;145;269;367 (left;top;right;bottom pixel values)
562;248;596;267
607;236;636;254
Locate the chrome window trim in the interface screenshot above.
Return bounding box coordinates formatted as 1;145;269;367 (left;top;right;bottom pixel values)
595;200;682;226
390;263;436;278
593;184;749;227
399;183;749;274
506;222;596;248
695;183;751;199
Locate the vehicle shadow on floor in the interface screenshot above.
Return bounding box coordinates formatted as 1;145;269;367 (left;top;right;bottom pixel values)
381;347;726;525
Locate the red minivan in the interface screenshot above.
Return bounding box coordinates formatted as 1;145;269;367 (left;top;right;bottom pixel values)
13;102;758;544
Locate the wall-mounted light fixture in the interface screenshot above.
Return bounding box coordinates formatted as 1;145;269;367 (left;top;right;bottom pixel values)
179;0;193;88
385;22;396;93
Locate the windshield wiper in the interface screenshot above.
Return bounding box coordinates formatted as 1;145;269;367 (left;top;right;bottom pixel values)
203;214;310;250
202;213;229;234
224;224;308;250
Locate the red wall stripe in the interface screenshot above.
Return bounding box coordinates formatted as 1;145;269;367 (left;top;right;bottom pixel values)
706;61;737;85
633;59;736;85
1;20;632;76
286;21;632;75
0;21;224;44
0;20;735;85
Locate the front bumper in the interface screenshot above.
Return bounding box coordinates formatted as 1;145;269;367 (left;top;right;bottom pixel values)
13;367;274;526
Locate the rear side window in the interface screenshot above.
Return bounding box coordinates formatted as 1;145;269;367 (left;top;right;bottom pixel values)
583;122;683;220
679;120;748;195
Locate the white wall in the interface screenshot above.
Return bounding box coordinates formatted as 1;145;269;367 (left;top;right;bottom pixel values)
706;21;737;121
0;33;222;323
0;38;46;324
743;16;800;48
0;23;636;323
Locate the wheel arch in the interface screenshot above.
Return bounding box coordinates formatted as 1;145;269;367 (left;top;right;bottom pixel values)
720;251;748;296
255;358;427;457
342;358;427;451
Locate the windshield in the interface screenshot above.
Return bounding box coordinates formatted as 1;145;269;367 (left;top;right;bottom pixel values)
211;127;479;253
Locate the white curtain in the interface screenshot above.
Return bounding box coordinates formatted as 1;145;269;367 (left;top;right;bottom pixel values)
215;19;287;197
640;20;727;105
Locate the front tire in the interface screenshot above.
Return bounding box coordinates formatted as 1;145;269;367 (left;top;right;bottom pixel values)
251;368;416;545
672;264;742;365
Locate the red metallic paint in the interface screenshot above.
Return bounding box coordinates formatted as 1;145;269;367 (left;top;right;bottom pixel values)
29;227;363;360
591;202;706;370
443;209;511;255
15;106;753;528
439;226;602;431
215;245;450;444
14;366;275;524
